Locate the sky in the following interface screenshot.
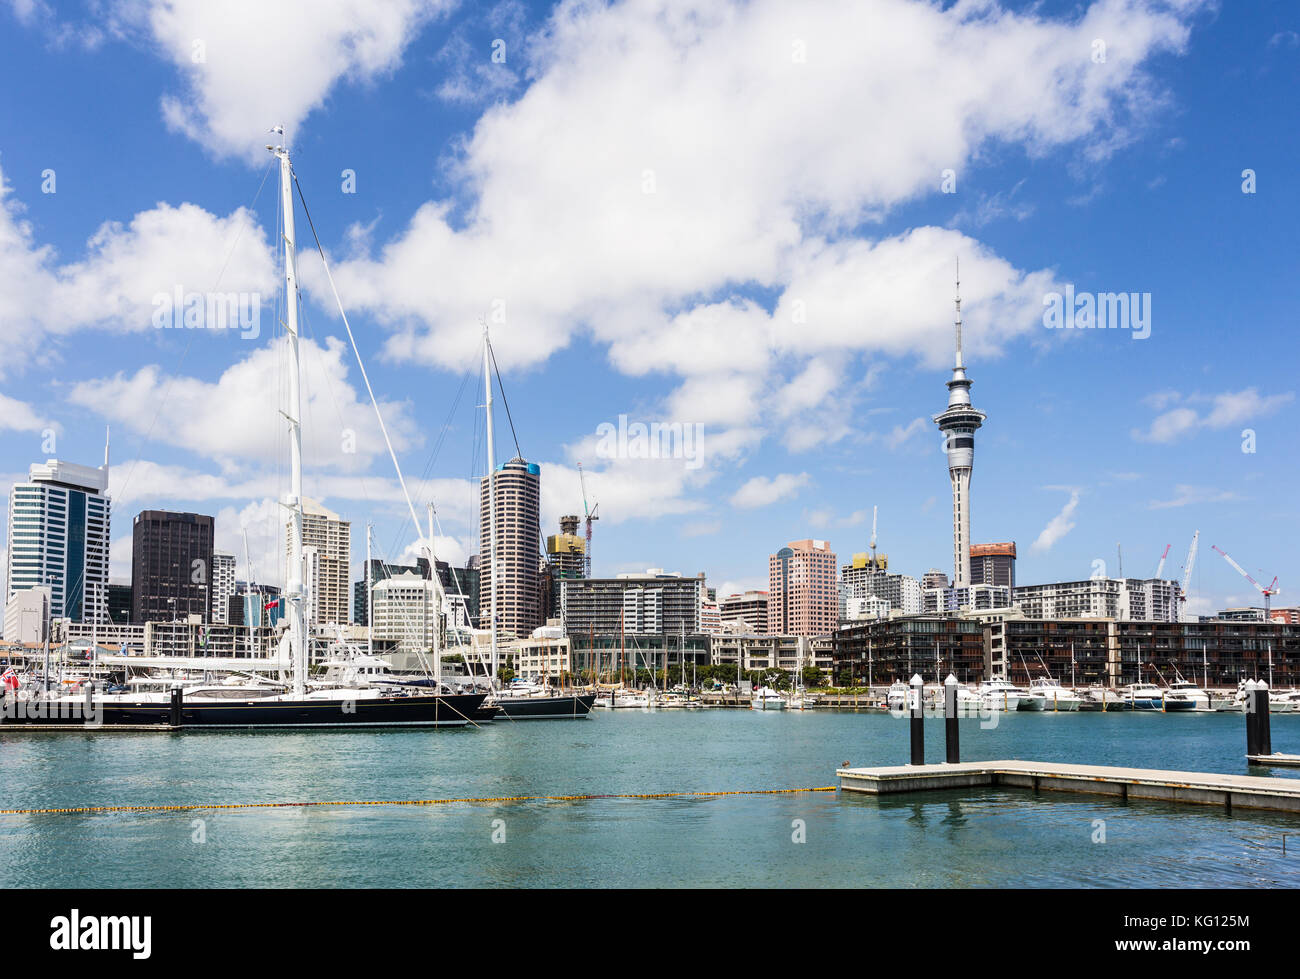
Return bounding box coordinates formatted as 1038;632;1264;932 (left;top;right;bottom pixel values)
0;0;1295;619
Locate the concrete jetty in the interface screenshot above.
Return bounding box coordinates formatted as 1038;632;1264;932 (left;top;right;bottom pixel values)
837;759;1300;814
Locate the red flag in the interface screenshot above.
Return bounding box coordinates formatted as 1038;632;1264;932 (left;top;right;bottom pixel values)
263;598;280;610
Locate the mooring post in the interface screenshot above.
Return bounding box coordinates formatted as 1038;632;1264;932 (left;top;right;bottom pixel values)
170;685;183;728
1245;679;1259;757
944;673;960;764
1257;680;1272;757
909;673;924;766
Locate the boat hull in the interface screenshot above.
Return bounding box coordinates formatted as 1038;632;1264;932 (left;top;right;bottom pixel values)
494;694;596;719
0;692;486;729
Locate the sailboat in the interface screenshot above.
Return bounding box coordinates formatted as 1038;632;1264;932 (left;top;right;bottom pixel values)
0;130;487;729
478;329;595;720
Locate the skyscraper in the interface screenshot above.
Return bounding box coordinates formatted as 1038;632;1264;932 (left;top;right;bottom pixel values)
131;510;215;623
932;262;986;587
211;551;236;625
970;542;1016;589
479;457;542;638
292;498;351;627
5;458;111;624
769;539;838;637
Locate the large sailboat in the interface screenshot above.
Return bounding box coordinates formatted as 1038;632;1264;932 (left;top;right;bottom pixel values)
0;130;486;730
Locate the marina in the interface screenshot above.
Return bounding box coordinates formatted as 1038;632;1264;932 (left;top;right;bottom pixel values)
2;709;1299;888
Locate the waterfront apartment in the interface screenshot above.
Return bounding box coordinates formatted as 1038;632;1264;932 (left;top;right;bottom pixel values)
835;614;1300;688
719;590;770;633
1011;576;1181;623
560;570;704;639
710;633;834;678
293;498;351;628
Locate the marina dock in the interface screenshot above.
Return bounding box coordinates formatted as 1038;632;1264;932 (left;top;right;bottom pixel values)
836;759;1300;814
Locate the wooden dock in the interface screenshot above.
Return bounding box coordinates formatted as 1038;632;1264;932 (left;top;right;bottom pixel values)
836;759;1300;814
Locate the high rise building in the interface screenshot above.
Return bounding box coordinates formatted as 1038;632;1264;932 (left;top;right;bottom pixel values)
131;510;214;624
211;551;236;625
106;582;132;625
478;457;542;638
354;556;430;626
544;514;585;619
769;539;838;637
5;458;111;624
842;564;923;616
371;571;438;654
560;571;703;638
293;498;351;627
970;542;1016;589
719;590;770;633
1011;577;1180;623
932;265;986;587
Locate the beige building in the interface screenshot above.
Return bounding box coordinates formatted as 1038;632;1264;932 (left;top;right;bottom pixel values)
289;499;351;628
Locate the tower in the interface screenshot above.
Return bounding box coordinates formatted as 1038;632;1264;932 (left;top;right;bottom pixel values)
932;261;986;587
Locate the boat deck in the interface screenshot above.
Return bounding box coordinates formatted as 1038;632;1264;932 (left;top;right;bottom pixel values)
836;759;1300;813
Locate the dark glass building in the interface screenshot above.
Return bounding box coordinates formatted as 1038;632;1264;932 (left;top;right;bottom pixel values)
130;510;215;623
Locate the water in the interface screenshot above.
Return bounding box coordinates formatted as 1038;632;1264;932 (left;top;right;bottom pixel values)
2;709;1298;887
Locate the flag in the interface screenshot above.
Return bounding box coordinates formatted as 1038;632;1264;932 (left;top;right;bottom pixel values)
1;668;18;691
264;598;280;610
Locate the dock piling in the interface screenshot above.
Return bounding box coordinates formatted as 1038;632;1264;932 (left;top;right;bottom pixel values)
944;673;960;764
1246;679;1260;757
1257;680;1272;757
909;673;924;766
170;685;183;728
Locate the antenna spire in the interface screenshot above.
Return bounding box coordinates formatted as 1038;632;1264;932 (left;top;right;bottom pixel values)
954;257;963;369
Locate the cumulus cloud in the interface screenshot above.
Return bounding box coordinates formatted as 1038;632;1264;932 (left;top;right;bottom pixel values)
1132;388;1294;443
0;161;275;375
68;336;419;473
730;472;811;509
101;0;454;162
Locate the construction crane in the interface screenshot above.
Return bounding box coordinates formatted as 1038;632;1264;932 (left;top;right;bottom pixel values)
1155;544;1171;579
578;462;599;578
1178;531;1199;620
1211;544;1279;621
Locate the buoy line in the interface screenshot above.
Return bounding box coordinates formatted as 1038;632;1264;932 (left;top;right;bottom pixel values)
0;785;838;817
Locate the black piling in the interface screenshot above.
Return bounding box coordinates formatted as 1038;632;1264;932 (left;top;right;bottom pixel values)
170;685;183;728
1257;681;1272;756
909;674;924;766
1246;680;1260;757
944;674;960;764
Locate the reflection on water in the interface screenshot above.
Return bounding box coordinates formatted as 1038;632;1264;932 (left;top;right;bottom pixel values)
1;710;1298;887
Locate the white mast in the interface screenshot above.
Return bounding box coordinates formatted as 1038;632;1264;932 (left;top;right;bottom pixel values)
241;528;253;657
483;326;499;687
427;503;441;682
270;127;307;698
365;523;374;659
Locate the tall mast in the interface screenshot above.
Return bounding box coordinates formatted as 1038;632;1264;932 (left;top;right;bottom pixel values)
483;326;499;686
427;503;441;681
365;523;374;659
270;127;307;697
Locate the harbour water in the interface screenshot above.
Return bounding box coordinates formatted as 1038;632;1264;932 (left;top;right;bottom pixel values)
2;710;1298;887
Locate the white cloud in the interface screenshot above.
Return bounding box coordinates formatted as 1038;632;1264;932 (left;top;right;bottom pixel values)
730;472;810;509
104;0;454;162
68;336;419;472
0;393;55;434
1132;388;1294;443
1148;484;1241;510
0;160;275;375
1031;489;1081;553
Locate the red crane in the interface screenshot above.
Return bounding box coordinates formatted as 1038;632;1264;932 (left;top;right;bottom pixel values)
1211;544;1280;620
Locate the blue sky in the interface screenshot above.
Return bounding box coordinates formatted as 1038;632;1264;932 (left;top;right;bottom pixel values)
0;0;1295;616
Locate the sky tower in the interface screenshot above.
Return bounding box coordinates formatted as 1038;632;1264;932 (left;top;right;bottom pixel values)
932;261;986;587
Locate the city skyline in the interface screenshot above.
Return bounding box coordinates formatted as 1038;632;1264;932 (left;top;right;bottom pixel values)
0;0;1295;620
